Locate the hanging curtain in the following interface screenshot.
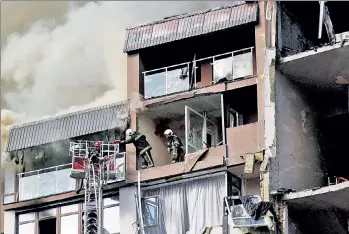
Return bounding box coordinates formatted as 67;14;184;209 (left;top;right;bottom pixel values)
143;174;226;234
185;175;226;234
144;183;188;234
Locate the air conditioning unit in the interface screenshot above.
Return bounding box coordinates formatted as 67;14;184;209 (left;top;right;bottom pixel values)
225;196;270;228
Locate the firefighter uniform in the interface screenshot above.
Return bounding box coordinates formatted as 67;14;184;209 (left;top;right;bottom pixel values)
167;134;185;163
120;131;154;169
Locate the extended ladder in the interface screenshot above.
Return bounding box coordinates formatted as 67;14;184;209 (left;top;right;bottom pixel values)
70;141;120;234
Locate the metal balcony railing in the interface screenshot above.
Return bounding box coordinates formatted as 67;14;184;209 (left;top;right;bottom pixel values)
17;163;76;201
142;47;254;99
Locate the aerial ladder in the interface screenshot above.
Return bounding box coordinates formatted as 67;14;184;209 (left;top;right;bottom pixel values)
69;140;123;234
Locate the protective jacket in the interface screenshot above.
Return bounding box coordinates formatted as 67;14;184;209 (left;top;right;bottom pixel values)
121;131;152;155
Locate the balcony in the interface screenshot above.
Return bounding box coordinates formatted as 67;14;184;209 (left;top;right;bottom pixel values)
142;47;254;99
17;163;76;202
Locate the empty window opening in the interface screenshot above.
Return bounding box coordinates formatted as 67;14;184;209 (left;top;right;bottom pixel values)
327;2;349;35
224;85;258;128
279;2;330;57
39;217;56;234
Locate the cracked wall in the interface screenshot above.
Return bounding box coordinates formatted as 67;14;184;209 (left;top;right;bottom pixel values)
275;71;326;191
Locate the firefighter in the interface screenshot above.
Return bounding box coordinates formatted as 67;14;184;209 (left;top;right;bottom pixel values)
164;129;185;163
89;141;101;164
119;129;154;169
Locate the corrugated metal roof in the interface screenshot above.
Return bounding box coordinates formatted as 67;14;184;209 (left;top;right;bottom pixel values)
5;101;130;152
123;2;258;52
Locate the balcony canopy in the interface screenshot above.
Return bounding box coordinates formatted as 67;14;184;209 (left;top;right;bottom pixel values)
5;101;130;152
123;2;258;52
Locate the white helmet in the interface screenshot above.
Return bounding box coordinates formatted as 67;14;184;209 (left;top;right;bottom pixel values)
164;129;173;137
126;129;134;136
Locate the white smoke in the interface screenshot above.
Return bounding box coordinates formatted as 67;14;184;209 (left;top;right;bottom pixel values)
1;1;233;121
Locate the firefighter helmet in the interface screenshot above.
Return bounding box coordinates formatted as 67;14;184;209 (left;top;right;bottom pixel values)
126;129;134;136
164;129;173;137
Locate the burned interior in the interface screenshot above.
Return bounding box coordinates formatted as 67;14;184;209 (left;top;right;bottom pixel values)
278;1;349;58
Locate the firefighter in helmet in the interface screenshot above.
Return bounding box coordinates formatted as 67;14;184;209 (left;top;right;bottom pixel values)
89;141;102;164
164;129;185;163
119;129;154;169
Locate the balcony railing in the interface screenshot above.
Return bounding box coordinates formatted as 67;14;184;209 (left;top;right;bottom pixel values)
17;163;76;201
142;47;254;99
143;62;191;99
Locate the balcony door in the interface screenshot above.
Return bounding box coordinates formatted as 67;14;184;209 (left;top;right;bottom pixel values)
185;106;217;154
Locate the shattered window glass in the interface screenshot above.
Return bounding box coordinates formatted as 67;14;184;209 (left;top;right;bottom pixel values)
233;51;253;79
188;112;204;153
213;56;233;83
142;197;159;227
167;66;190;94
144;71;166;99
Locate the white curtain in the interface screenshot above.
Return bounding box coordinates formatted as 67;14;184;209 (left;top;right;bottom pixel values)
143;174;226;234
186;175;226;234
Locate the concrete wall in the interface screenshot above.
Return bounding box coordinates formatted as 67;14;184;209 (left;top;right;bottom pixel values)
138;114;170;167
288;207;347;234
244;177;261;196
275;71;325;191
278;4;314;57
119;186;138;234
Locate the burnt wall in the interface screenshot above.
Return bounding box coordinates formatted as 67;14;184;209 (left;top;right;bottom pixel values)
275;71;325;191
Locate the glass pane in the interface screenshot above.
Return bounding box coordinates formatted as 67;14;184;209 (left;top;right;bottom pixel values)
188;111;204;153
19;213;36;222
19;174;38;201
56;168;76;194
213;57;233;82
103;206;120;233
233;51;253;79
144;72;166;99
61;214;79;234
19;222;35;234
4;170;15;194
142;197;159;226
61;204;79;214
38;170;56;197
39;208;56;219
167;66;190;94
104;196;119;207
4;195;15;204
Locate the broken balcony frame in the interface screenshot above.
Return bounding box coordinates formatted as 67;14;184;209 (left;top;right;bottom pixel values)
142;46;254;99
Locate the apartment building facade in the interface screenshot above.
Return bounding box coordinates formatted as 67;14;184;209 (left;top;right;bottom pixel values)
2;1;279;234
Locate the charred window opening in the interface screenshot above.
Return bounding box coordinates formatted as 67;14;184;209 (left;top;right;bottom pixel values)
327;2;349;35
39;217;56;234
224;85;258;128
278;2;330;57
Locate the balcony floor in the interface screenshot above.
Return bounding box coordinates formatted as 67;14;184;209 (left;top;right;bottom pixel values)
279;41;349;90
282;181;349;211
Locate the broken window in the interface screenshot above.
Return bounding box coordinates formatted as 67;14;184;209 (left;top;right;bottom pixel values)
232;50;253;79
144;64;191;99
144;71;166;99
167;65;190;94
213;55;233;83
142;196;159;227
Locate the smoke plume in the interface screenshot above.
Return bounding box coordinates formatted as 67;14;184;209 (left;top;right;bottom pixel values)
1;1;233;122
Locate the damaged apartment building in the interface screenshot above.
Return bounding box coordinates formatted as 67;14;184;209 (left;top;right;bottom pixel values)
266;1;349;234
2;1;348;234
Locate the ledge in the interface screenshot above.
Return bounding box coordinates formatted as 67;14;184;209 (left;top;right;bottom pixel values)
143;77;258;107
